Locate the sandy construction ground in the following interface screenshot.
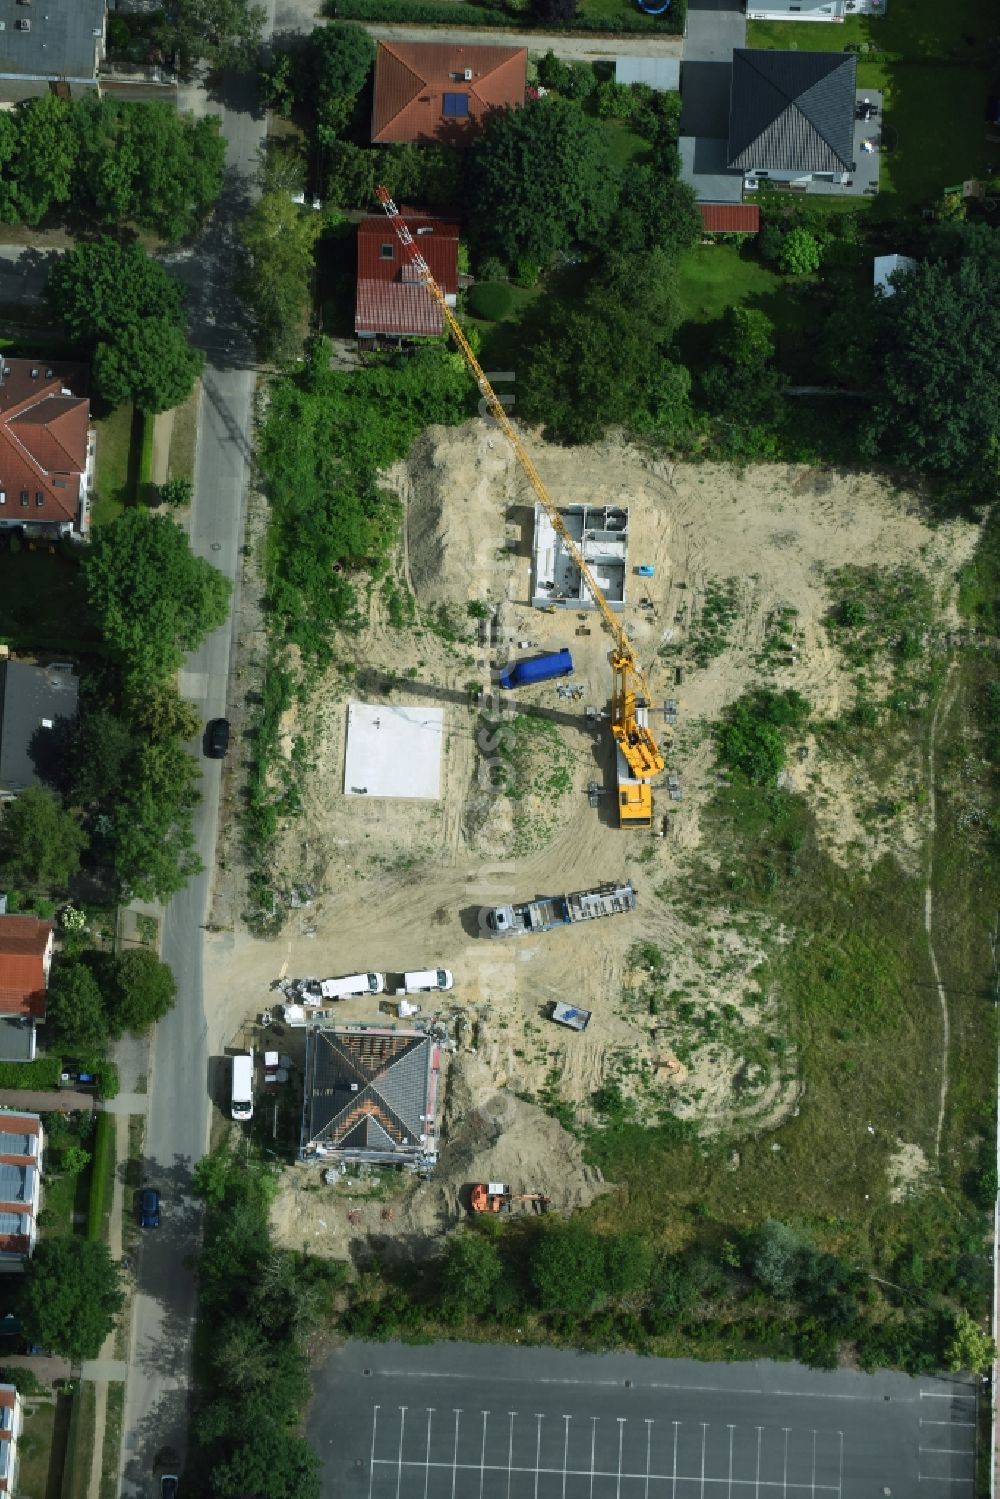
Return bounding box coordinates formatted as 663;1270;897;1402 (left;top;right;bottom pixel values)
205;425;980;1256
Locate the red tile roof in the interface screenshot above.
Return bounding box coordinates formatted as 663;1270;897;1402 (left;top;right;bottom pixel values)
356;214;459;337
0;359;90;531
698;202;761;232
372;42;526;144
0;917;51;1019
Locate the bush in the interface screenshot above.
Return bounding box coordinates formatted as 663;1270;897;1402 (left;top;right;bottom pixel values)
159;476;192;508
779;227;821;276
0;1057;62;1090
324;0;684;32
531;1222;608;1314
512;258;541;289
758;224;784;264
468;281;514;321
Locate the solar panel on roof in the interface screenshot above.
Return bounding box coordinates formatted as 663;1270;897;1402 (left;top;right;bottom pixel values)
442;92;469;119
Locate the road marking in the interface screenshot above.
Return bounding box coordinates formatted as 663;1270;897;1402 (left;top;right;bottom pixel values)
507;1413;516;1499
920;1391;976;1403
672;1421;679;1499
920;1419;975;1428
535;1414;543;1499
369;1405;380;1499
371;1365;907;1403
480;1411;489;1499
645;1418;654;1499
917;1477;977;1485
920;1446;977;1456
783;1428;790;1499
590;1416;597;1499
423;1410;434;1499
836;1431;844;1499
617;1417;626;1499
451;1410;461;1499
700;1422;708;1499
396;1406;407;1499
563;1416;571;1499
367;1456;843;1491
756;1427;762;1499
728;1425;734;1499
811;1430;816;1499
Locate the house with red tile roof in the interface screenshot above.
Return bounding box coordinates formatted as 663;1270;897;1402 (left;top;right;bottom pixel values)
0;1384;22;1495
355;212;459;341
0;1112;43;1270
0;358;94;540
371;42;526;145
0;916;52;1051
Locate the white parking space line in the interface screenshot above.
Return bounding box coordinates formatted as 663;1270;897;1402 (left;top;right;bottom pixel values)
755;1427;762;1499
810;1431;816;1499
920;1392;976;1403
396;1407;407;1499
645;1419;653;1499
783;1428;790;1499
589;1417;597;1499
451;1410;460;1499
836;1431;843;1499
617;1417;625;1499
700;1422;708;1499
672;1421;679;1499
369;1406;380;1499
534;1414;543;1499
920;1447;975;1456
507;1413;517;1499
480;1412;489;1499
424;1410;434;1499
920;1420;976;1429
562;1417;570;1499
727;1426;734;1499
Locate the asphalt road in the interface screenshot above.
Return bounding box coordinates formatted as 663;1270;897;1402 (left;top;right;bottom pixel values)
310;1342;978;1499
116;30;276;1496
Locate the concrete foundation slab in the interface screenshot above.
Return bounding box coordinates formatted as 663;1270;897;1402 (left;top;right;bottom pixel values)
343;703;444;800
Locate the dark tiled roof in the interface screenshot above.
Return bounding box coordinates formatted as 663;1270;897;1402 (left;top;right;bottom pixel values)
304;1028;432;1158
0;660;79;798
372;42;526;144
728;50;857;174
698;202;760;231
0;0;104;81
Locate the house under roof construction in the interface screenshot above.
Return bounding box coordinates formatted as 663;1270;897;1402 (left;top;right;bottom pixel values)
300;1024;441;1168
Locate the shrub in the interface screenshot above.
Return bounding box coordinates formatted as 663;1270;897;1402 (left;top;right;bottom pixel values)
512;258;541;289
468;281;514;321
779;227;821;275
758;224;784;264
159;476;193;508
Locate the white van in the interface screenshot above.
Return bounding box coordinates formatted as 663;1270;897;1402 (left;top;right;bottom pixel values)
404;968;454;994
318;972;385;1001
231;1053;253;1122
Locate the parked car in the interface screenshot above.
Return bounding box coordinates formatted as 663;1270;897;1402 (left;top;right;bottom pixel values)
137;1187;161;1229
205;718;230;758
161;1478;178;1499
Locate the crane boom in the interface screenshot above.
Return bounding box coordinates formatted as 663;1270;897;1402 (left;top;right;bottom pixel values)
374;187;665;801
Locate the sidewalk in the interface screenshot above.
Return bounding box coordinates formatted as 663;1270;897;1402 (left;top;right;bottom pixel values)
0;1089;95;1113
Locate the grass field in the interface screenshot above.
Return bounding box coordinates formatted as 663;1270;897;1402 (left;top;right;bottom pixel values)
92;404;139;527
61;1382;97;1499
168;381;200;487
676;243;784;323
17;1394;71;1499
0;547;101;655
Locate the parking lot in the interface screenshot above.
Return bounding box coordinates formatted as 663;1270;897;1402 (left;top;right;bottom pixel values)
310;1342;978;1498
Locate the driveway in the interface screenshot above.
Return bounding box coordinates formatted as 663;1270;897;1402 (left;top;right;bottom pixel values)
115;38;274;1499
679;0;746;200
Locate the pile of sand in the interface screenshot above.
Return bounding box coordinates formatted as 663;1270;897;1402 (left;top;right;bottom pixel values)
399;427;518;610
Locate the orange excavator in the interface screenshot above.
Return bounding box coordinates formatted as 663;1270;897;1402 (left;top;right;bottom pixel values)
470;1182;551;1215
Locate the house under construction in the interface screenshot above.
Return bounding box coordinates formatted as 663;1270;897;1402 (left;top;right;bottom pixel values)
300;1023;441;1168
531;502;629;613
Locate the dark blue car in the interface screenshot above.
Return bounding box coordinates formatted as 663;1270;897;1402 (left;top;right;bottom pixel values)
137;1187;161;1229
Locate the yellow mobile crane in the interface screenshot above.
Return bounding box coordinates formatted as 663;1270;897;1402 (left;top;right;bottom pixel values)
375;187;665;828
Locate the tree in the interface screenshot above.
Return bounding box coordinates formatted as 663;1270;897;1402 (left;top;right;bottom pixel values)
94;317;203;414
211;1429;320;1499
163;0;267;75
84;510;231;684
946;1309;997;1372
0;787;85;897
193;1151;235;1207
441;1232;503;1314
318;135;376;210
19;1238;122;1362
519;251;690;444
750;1220;804;1299
70;712;134;810
128;684;201;746
613;168;701;260
45;958;109;1051
159;477;193;508
7;95;77;225
295;24;375;130
467;96;617;264
530;1223;608;1314
47;239;184;345
715;690;809;786
779;228;821;276
107;948;176;1036
107;738;204;902
867;256;1000;475
604;1233;655;1296
719;306;775;369
240;193;322;363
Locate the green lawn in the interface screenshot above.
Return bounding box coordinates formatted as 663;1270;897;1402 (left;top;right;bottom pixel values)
0;547;101;654
676;243;784;324
92;404;139;527
748;0;996;210
602;119;653;171
17;1394;72;1499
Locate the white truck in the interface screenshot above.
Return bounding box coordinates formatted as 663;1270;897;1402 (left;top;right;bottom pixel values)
230;1052;254;1122
404;968;454;993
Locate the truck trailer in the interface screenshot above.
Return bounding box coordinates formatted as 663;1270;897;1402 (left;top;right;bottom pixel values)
482;880;636;938
498;649;573;690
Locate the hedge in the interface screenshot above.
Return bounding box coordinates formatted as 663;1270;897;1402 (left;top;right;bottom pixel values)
85;1111;114;1243
0;1057;63;1089
467;280;514;320
325;0;685;35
